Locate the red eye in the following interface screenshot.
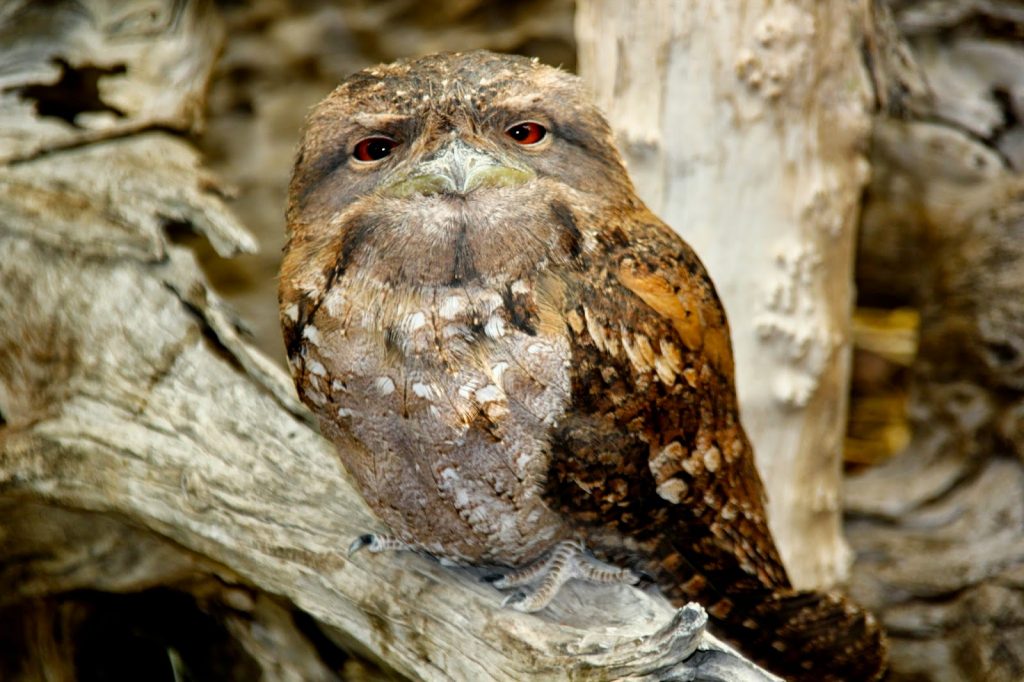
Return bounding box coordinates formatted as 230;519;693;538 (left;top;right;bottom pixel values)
353;136;399;162
506;121;547;145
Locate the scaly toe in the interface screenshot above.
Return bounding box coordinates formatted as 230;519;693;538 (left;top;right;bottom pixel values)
491;541;641;613
577;554;643;586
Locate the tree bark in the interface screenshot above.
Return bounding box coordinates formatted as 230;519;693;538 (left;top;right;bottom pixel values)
575;0;873;590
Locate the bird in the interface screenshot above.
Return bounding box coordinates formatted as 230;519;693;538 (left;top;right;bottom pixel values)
279;50;887;681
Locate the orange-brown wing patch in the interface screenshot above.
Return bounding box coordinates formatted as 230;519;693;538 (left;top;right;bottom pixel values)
616;257;733;380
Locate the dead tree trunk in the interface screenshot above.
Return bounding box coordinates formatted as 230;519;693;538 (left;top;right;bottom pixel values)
576;0;873;590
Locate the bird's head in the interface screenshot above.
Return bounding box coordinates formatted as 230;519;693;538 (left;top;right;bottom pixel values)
285;51;637;288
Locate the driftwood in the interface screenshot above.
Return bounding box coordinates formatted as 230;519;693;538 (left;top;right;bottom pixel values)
0;1;779;679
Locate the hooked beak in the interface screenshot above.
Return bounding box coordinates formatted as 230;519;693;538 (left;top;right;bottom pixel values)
383;139;534;198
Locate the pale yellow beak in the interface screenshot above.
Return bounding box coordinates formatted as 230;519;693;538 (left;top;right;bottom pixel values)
384;139;534;198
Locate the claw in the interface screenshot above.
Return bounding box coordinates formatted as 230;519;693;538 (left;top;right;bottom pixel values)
347;533;414;557
501;591;527;608
348;533;378;556
633;569;656;585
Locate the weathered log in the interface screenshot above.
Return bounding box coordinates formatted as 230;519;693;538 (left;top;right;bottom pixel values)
0;0;223;164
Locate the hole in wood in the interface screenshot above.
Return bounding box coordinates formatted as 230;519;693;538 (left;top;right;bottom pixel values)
12;59;127;127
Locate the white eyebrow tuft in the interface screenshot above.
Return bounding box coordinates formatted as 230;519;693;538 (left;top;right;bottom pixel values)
350;112;408;128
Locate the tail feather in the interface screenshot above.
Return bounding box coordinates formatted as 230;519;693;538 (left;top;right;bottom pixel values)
724;590;888;682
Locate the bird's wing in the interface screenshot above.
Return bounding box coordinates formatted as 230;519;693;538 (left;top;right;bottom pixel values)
544;212;791;612
543;209;887;682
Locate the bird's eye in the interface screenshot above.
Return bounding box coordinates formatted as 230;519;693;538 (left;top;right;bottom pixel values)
353;136;399;162
506;121;547;145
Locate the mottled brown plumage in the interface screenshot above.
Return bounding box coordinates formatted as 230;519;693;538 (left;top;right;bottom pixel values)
279;50;886;681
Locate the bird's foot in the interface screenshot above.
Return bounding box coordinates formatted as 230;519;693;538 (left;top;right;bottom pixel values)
347;533;413;557
488;540;640;612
